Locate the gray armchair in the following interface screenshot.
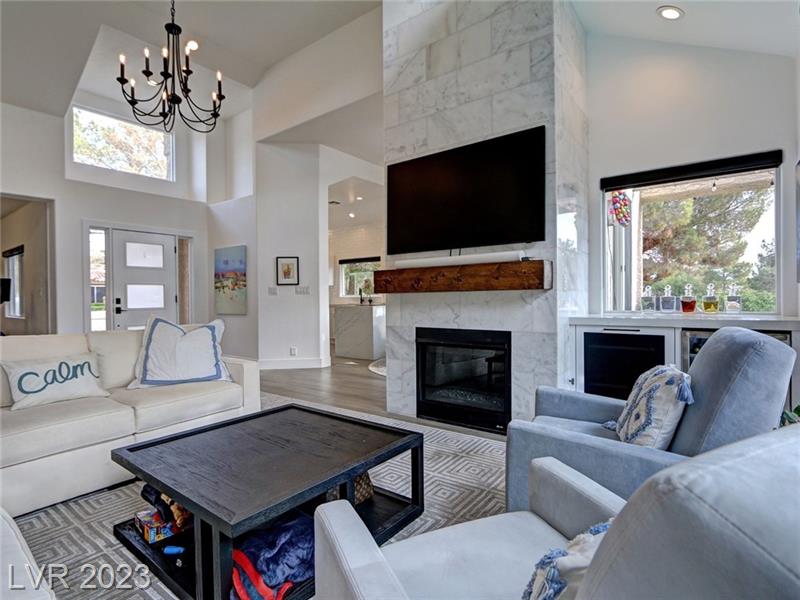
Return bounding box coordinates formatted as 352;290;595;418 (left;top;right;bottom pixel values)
507;326;796;509
314;426;800;599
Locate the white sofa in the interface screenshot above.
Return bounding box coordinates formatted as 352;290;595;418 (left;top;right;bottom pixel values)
0;330;261;517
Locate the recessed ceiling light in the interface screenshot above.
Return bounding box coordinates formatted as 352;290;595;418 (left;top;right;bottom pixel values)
356;196;364;201
348;212;355;219
657;5;684;20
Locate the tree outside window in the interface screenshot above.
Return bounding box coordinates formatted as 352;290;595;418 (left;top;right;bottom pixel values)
606;168;777;312
73;107;173;181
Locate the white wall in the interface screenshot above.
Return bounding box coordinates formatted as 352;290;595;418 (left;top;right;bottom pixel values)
256;143;324;368
253;8;382;142
255;142;382;368
208;195;258;358
587;35;799;315
0;200;50;335
226;110;255;201
0;102;210;333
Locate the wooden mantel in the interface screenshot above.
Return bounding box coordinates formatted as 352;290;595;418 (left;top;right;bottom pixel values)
373;260;552;294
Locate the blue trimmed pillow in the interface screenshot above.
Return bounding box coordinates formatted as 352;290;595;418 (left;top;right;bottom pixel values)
609;365;694;450
128;317;231;388
523;520;612;600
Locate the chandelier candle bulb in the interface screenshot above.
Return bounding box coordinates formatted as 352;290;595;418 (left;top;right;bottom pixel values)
119;54;126;79
143;47;150;72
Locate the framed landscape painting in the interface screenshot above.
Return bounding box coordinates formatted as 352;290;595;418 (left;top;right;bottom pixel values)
214;245;247;315
276;256;299;285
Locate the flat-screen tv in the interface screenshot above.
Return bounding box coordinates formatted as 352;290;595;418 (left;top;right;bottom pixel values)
387;126;546;255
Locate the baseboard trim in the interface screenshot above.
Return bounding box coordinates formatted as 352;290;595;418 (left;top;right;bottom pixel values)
259;357;329;370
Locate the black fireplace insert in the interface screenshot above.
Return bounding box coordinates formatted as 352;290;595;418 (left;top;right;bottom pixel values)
416;327;511;434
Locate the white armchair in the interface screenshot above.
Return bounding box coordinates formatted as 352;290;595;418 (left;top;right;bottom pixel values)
314;426;799;600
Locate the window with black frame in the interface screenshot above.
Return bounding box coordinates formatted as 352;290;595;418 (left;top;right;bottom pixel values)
339;256;381;298
603;151;781;314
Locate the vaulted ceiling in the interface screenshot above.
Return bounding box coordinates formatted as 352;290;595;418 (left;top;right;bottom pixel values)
574;1;799;59
1;1;378;116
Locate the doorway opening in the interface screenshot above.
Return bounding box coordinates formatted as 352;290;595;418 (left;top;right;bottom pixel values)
1;195;55;335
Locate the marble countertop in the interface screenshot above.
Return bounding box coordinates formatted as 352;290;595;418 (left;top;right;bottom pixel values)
569;314;800;331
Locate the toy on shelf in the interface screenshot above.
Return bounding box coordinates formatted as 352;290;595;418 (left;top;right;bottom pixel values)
680;284;696;313
702;283;719;313
608;190;632;227
660;285;677;312
641;285;655;312
726;284;742;313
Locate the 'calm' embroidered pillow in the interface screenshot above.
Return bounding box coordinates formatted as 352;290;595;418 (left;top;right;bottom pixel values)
1;353;110;410
614;365;694;450
129;317;230;388
523;520;613;600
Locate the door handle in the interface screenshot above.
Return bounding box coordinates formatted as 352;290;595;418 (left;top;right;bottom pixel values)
115;307;127;314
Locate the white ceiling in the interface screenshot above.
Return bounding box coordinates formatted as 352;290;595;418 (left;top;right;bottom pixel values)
1;1;378;116
328;176;385;230
573;1;800;59
269;93;384;164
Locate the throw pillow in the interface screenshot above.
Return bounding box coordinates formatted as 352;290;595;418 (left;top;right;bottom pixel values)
523;520;613;600
615;365;694;450
129;317;231;388
1;353;110;410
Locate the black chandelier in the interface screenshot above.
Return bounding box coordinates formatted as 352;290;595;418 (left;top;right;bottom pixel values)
116;0;224;133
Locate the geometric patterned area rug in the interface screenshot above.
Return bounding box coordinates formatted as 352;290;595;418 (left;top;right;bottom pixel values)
15;393;506;599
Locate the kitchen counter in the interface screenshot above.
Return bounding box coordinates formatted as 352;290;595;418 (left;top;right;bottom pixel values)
569;314;800;331
334;304;386;360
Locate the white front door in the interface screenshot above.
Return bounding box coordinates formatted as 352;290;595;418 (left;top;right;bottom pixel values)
111;229;177;330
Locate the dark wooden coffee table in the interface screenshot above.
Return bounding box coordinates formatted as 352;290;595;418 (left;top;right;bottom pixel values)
111;404;424;600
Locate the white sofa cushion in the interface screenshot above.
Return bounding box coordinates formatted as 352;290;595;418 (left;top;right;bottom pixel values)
1;507;55;599
110;380;243;432
1;353;110;410
382;511;568;600
88;330;144;389
0;334;88;408
0;397;134;468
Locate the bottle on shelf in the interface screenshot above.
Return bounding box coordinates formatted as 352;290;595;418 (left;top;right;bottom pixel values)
641;285;655;312
702;283;719;313
660;284;677;312
680;284;696;313
726;283;742;313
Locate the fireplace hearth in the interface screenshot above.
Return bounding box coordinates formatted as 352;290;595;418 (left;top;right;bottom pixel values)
416;327;512;434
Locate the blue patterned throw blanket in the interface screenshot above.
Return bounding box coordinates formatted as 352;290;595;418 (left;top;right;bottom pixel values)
230;511;314;600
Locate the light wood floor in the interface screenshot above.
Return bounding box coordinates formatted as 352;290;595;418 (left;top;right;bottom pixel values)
260;353;504;441
260;354;389;416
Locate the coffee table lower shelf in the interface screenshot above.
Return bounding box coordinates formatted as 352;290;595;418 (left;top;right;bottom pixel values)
114;487;421;600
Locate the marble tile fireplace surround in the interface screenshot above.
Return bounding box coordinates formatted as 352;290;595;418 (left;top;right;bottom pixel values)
383;0;590;424
386;290;557;422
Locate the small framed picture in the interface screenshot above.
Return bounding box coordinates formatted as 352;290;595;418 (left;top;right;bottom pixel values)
276;256;299;286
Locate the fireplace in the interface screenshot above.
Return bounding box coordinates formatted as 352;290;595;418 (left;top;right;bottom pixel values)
416;328;512;434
